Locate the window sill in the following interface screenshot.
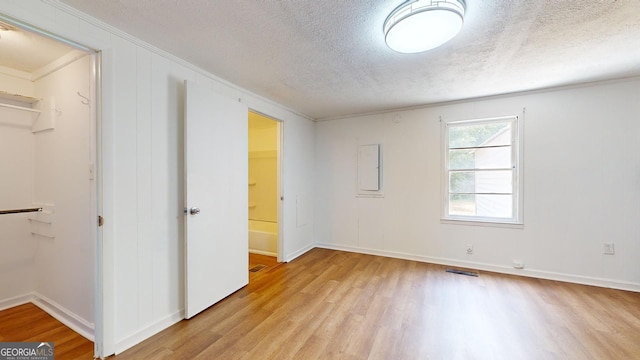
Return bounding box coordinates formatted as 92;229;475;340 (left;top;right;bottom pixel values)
440;218;524;229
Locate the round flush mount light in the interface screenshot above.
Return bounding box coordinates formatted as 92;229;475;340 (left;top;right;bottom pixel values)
384;0;466;54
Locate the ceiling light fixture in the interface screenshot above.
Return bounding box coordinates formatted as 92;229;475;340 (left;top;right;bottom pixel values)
384;0;466;54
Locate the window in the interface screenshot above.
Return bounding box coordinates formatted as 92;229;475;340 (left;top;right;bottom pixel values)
443;116;521;224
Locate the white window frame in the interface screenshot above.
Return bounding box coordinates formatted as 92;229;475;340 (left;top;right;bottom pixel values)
441;115;523;227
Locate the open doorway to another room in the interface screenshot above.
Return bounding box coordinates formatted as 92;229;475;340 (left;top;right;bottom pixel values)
0;18;98;358
247;111;282;281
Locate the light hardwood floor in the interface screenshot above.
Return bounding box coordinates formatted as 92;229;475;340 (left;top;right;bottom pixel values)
112;248;640;360
0;303;94;359
249;253;282;282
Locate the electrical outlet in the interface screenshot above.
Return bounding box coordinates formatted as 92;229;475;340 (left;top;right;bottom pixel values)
604;242;615;255
466;244;473;255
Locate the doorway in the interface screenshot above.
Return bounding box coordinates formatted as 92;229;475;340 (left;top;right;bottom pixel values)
0;18;99;356
247;111;282;279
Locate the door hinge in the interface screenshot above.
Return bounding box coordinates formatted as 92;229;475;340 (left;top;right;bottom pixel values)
98;215;104;227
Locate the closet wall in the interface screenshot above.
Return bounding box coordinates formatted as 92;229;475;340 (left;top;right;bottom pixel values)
0;53;94;338
0;75;36;301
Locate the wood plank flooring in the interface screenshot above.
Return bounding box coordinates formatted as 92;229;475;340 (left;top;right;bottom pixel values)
249;253;282;282
113;248;640;360
0;303;94;359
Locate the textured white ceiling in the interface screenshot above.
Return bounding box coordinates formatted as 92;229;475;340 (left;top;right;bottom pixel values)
59;0;640;119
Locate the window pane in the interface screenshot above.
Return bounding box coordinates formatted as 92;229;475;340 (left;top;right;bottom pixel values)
450;170;512;194
449;194;476;216
476;194;513;218
448;149;475;170
449;172;475;193
449;194;513;218
475;170;512;193
449;122;511;148
449;146;511;170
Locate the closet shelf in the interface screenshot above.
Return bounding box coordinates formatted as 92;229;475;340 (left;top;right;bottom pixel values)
31;232;55;239
0;91;42;113
0;102;41;113
0;91;40;104
28;218;52;224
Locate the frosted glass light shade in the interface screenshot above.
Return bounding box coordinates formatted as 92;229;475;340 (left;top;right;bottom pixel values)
384;0;465;54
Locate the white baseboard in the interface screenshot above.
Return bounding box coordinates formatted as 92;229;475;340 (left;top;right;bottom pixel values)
31;292;95;341
316;243;640;293
249;249;277;257
0;293;95;341
283;243;315;263
114;310;183;355
0;293;33;311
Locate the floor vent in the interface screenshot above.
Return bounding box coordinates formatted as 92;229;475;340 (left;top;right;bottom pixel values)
249;264;267;273
446;268;479;277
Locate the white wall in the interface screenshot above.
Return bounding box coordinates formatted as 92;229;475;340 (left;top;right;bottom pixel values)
0;84;36;305
0;69;35;96
315;78;640;291
33;54;94;335
0;0;316;356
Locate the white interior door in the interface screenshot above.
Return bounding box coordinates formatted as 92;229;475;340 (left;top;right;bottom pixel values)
184;80;248;319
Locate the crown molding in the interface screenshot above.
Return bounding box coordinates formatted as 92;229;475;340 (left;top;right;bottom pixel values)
40;0;314;121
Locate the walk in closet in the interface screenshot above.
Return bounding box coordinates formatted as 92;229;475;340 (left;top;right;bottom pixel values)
0;24;96;340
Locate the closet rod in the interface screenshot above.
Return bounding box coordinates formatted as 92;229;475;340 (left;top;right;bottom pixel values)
0;207;43;215
0;102;41;113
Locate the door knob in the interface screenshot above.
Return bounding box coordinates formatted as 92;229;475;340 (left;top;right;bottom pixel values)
189;207;200;215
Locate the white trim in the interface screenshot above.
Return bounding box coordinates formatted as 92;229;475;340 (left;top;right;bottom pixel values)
30;49;88;82
114;310;183;355
249;249;278;257
442;115;521;225
91;51;105;358
41;0;313;122
0;65;32;80
32;293;95;341
315;243;640;293
0;293;33;311
440;218;523;229
283;243;315;263
97;46;115;358
315;75;640;122
517;108;526;226
445;115;518;126
0;293;95;341
277;119;284;263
